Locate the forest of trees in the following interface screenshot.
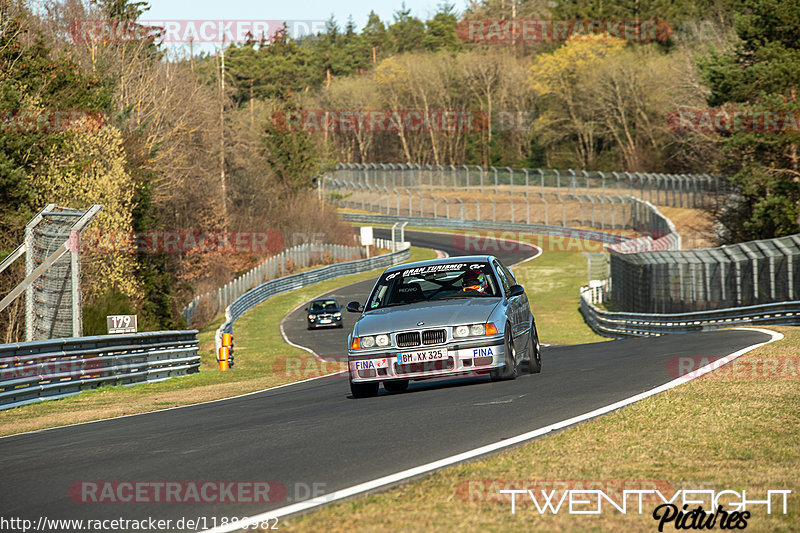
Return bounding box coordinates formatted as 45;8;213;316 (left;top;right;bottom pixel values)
0;0;797;340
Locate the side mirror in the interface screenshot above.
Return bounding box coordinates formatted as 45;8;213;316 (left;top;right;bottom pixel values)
304;307;308;311
508;284;525;298
346;301;363;313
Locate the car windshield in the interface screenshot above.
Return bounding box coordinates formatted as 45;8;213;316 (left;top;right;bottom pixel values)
310;300;338;312
367;262;500;310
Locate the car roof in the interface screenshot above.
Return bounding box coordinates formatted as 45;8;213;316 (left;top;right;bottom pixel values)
310;298;338;303
383;255;500;274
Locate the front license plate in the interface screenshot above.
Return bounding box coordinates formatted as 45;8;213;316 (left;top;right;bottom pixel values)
319;319;331;323
397;348;446;365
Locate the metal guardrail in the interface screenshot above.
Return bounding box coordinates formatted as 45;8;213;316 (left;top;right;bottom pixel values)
580;285;800;337
335;162;726;209
183;243;365;326
0;330;200;411
341;213;634;246
214;244;411;353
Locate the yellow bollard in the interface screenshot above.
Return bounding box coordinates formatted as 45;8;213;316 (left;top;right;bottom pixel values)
218;346;230;371
221;333;234;367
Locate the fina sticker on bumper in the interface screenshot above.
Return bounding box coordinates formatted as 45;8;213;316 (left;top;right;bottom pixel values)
354;358;389;370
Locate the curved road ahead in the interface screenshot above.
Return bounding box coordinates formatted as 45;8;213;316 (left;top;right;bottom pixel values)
0;229;774;532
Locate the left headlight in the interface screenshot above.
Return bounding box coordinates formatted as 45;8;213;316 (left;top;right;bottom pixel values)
307;314;315;321
334;312;342;318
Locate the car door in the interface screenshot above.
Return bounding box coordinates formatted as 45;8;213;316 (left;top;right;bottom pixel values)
493;260;524;340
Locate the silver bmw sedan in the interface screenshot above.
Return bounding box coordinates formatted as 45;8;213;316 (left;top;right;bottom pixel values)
346;255;541;398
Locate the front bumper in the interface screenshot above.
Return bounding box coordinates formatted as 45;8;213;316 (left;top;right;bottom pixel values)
348;336;505;383
308;315;342;327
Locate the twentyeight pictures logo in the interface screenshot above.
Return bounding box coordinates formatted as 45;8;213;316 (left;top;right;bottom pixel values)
68;20;326;43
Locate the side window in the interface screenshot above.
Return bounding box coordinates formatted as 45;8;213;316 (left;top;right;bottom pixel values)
501;264;516;284
493;261;511;294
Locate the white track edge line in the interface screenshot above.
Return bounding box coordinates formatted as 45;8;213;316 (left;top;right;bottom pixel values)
202;327;782;533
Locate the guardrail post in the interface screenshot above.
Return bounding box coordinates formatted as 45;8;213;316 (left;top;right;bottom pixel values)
525;194;531;224
537;169;548;225
554;169;566;226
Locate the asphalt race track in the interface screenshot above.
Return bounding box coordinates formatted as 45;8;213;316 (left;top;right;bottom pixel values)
0;229;773;531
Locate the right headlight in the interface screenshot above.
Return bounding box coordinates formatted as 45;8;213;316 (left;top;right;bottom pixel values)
453;323;496;338
361;336;376;348
353;334;391;349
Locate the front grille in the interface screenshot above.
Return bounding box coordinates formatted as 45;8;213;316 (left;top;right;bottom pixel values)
396;331;421;347
422;329;446;345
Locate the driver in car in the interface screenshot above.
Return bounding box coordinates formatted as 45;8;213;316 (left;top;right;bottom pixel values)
462;269;488;293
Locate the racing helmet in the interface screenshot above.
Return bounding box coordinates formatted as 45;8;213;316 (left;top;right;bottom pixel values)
462;269;488;293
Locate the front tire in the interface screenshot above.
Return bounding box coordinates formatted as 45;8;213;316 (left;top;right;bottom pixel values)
490;327;518;382
350;379;379;398
526;323;542;374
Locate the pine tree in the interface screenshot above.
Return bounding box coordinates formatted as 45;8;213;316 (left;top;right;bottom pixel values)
699;0;800;242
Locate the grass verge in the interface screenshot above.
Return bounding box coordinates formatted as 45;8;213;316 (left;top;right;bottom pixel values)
0;247;436;437
281;326;800;532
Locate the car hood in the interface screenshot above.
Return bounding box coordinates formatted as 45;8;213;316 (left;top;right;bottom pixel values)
355;298;501;336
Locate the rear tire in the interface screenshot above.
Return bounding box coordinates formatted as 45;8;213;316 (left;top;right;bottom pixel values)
383;380;409;393
526;323;541;374
490;327;517;382
350;379;379;398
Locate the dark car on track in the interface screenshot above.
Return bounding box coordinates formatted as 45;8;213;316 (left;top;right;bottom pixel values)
306;298;343;329
345;255;541;398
